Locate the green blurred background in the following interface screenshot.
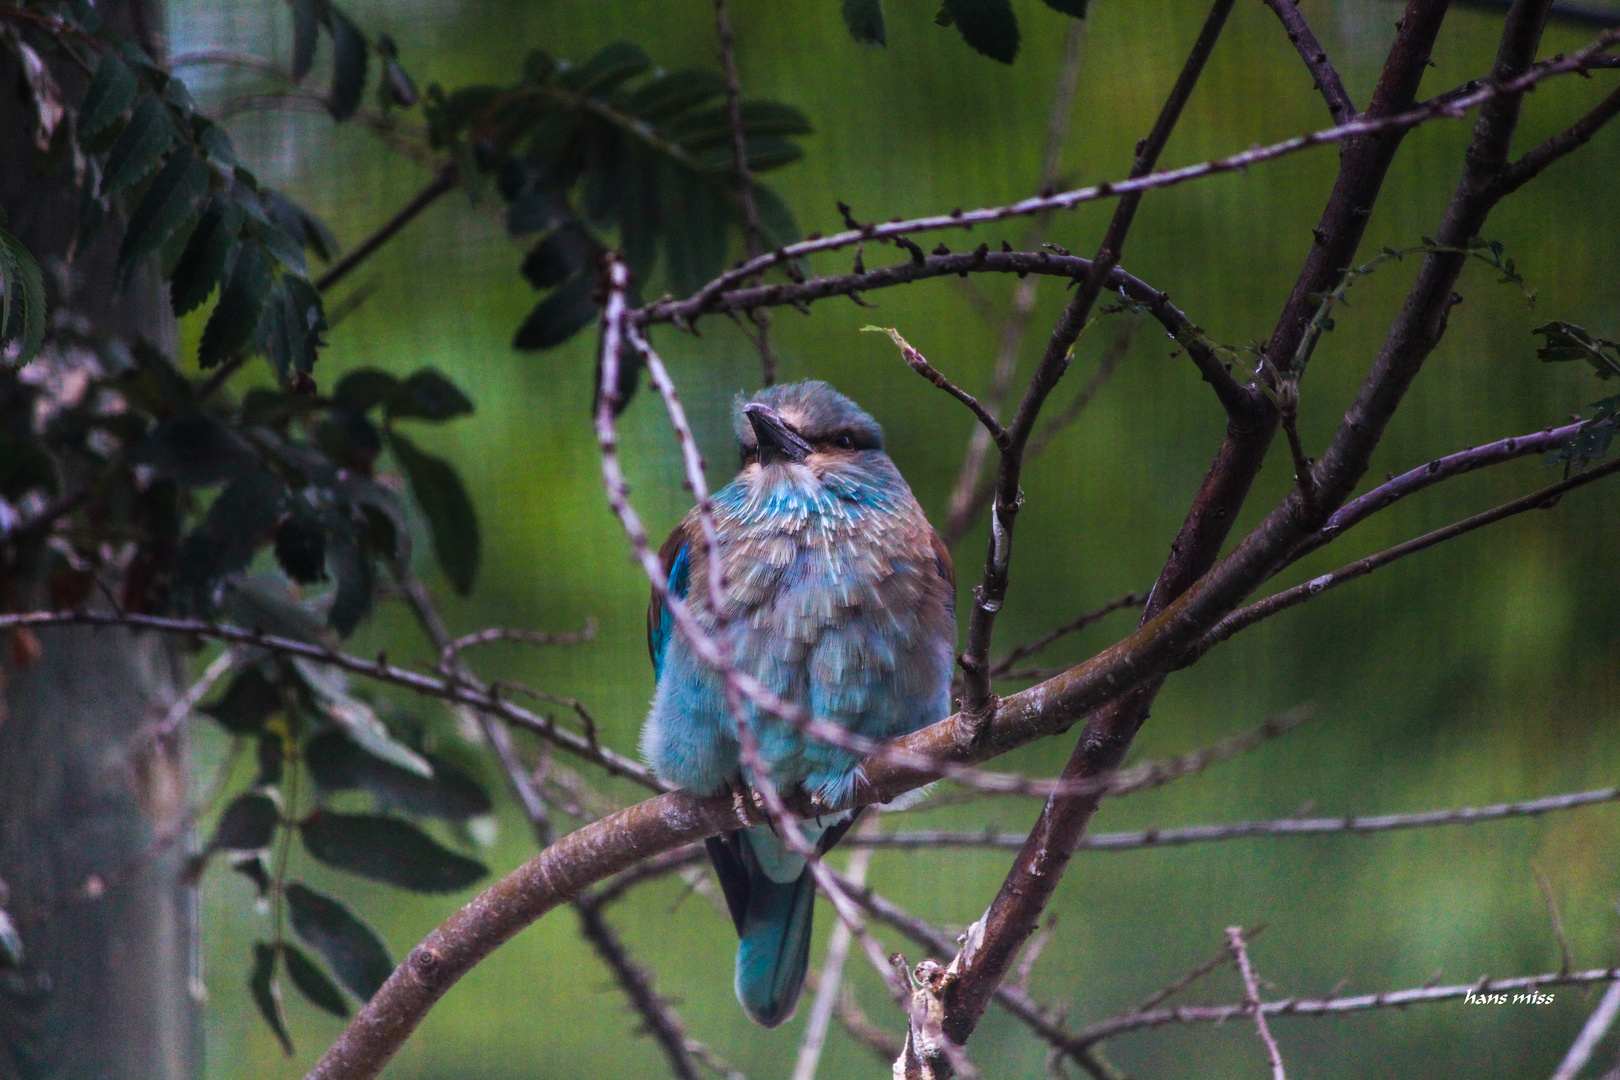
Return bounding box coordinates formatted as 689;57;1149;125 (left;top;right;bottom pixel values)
167;0;1620;1076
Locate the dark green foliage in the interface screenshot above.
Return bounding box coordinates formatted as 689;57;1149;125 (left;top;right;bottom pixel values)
292;0;321;82
260;275;329;381
376;35;419;110
207;792;281;853
275;513;329;583
1041;0;1088;15
325;527;375;634
843;0;887;44
170;196;247;315
0;218;47;365
249;943;295;1055
174;468;286;613
306;732;493;821
328;8;370;121
387;369;474;421
101;95;176;195
118;144;209;269
198;242;273;368
511;270;599;350
1534;321;1620;378
521;224;596;290
286;884;394;1001
939;0;1020;64
300;811;487;893
130;413;258;486
389;430;480;595
202;667;283;734
79;52;139;139
283;943;351;1017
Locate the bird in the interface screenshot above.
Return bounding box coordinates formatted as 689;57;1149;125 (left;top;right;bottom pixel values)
642;379;956;1028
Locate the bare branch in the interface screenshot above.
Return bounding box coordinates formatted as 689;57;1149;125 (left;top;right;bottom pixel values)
1550;980;1620;1080
1189;455;1620;660
1136;929;1257;1013
574;898;705;1080
1493;81;1620;199
990;592;1146;677
1260;0;1357;123
867;326;1009;449
439;621;596;669
315;164;459;293
1534;864;1577;977
857;784;1620;852
1074;967;1620;1045
648;33;1619;320
1227;927;1288;1080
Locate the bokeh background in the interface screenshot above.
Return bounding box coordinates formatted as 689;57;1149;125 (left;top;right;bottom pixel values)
166;0;1620;1076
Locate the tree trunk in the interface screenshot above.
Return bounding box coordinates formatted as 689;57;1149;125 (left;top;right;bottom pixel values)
0;0;200;1076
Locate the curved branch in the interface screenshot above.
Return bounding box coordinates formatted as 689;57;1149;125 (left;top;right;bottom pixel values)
1260;0;1357;123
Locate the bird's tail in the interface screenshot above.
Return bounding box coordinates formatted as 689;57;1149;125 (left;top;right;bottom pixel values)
706;814;860;1028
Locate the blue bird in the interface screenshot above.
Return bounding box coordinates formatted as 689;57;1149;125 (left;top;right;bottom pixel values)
643;380;957;1027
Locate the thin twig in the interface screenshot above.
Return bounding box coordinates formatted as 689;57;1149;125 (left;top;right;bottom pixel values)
868;326;1010;449
1137;929;1259;1013
1260;0;1357;123
1227;927;1288;1080
1534;864;1577;977
990;592;1146;677
438;621;596;669
316;164;459;293
793;840;875;1080
856;784;1620;852
1493;82;1620;199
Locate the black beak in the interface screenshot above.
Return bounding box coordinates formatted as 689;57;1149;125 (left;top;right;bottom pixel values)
743;403;812;465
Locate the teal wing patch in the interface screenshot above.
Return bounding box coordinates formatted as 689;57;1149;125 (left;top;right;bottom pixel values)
648;524;691;678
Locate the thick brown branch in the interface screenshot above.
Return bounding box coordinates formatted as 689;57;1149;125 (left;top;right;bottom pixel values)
1491;80;1620;199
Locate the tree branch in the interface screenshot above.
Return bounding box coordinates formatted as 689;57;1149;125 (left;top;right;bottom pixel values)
314;163;459;293
868;326;1010;450
1227;927;1289;1080
1491;80;1620;199
1260;0;1357;123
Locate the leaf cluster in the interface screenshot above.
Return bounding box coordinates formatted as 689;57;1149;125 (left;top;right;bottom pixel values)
1536;321;1620;468
196;632;494;1051
844;0;1086;64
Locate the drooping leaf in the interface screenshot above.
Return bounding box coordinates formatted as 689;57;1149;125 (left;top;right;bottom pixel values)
666;101;812;151
0;226;47;366
291;0;320;82
521;224;596;290
283;942;351;1017
659;165;729;297
193;115;240;168
201;666;283;734
207;791;280;853
291;657;433;777
375;35;419;109
1534;320;1620;378
386;369;474;422
560;42;650;97
174;468;286;611
691;135;804;174
198;242;273;368
1041;0;1087;15
328;8;369;121
300;811;487;893
231;853;272;896
751;182;802;251
324;526;374;635
843;0;887;44
306;732;493;821
262;188;338;264
389;429;480;595
623;70;727;122
102;95;177;195
170;196;246;315
78;51;139;139
334;368;400;412
249;942;294;1055
286;883;393;1001
130;413;259;486
259;275;327;382
940;0;1020;63
119;143;210;269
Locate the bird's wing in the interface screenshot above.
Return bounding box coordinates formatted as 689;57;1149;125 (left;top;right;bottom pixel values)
647;520;693;677
929;528;956;607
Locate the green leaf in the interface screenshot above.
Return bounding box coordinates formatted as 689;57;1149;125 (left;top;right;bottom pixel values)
131;413;259;486
386;368;474;421
334;368;401;412
306;731;493;821
751;182;802;251
622;70;726;122
941;0;1020;63
691;135;804;174
291;0;320;82
1041;0;1087;15
102;94;177;195
274;512;328;583
291;658;434;777
325;526;374;636
560;42;651;97
283;942;350;1017
286;883;393;1001
843;0;887;44
249;942;294;1056
193;115;240;168
208;791;280;852
119;143;209;269
259;275;327;382
198;242;272;369
521;224;595;290
328;7;369;121
300;812;487;893
170;196;246;316
0;227;47;366
659;166;728;297
173;468;285;611
667;101;812;151
512;270;599;351
389;429;480;595
201;666;283;734
79;51;139;140
1533;321;1620;378
231;853;272;896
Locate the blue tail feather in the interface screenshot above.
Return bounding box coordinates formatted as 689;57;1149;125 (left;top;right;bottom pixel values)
734;868;816;1028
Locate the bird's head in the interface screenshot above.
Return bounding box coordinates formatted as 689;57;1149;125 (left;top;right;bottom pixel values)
732;381;887;489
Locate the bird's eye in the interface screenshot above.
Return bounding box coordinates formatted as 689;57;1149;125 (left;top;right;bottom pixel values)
834;432;855;450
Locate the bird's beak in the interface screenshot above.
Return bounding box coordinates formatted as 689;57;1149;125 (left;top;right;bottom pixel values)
743;403;812;465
